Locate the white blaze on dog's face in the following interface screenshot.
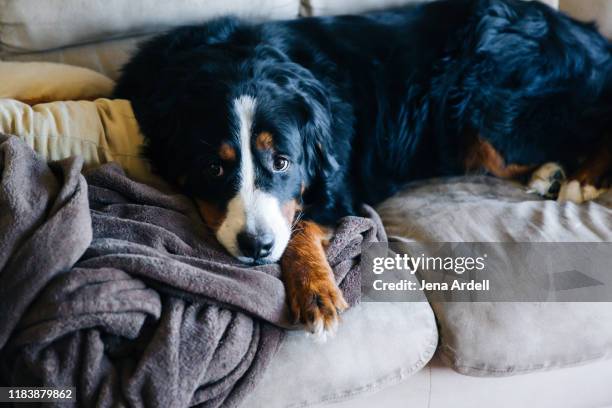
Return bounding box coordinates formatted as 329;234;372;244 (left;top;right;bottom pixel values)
213;95;294;264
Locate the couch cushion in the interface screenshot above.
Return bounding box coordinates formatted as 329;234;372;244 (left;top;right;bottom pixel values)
301;0;557;16
560;0;612;38
243;302;437;407
0;62;115;103
0;98;166;188
0;0;300;54
379;177;612;242
377;176;612;376
3;36;147;81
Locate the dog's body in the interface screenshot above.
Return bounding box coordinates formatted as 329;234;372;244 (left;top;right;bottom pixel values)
115;0;612;339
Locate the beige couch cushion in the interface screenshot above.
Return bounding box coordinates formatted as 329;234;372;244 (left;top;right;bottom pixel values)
302;0;557;16
0;98;165;188
0;61;157;184
560;0;612;38
0;61;159;184
0;62;115;103
0;0;300;54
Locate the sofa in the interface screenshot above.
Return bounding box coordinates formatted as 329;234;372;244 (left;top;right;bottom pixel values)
1;1;611;407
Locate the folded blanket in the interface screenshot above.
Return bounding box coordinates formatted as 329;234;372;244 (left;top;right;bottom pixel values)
0;134;384;407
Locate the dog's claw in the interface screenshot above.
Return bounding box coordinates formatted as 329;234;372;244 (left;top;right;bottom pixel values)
291;279;347;343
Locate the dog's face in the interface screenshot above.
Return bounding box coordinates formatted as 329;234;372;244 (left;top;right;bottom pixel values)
117;29;339;264
188;93;307;264
168;69;335;265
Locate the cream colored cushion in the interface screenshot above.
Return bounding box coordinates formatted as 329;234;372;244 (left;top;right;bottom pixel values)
0;0;300;54
0;98;163;187
0;62;115;103
0;60;162;186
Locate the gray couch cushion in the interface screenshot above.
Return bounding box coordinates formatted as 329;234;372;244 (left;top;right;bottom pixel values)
377;176;612;376
244;302;437;407
379;176;612;242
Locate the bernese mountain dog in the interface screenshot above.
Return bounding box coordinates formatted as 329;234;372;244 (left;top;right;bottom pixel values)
114;0;612;340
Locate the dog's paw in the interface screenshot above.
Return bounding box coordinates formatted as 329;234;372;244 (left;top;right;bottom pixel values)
527;162;565;199
557;180;606;204
289;276;348;343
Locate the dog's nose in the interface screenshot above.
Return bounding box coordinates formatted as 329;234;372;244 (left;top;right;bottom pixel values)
237;231;274;260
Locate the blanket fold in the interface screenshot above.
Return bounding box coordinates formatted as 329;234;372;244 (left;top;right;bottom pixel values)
0;134;384;407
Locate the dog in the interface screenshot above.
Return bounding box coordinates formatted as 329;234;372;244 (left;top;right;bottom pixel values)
114;0;612;340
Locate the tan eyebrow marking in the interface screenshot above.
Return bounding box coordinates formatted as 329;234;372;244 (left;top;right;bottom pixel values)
219;143;236;161
256;131;274;150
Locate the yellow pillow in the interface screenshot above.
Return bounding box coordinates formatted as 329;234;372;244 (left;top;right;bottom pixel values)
0;62;116;104
0;97;166;188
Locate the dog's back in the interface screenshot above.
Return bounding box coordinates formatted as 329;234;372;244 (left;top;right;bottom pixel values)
115;0;612;207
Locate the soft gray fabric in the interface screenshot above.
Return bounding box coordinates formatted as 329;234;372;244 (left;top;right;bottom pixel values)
0;135;92;350
0;134;382;406
377;176;612;376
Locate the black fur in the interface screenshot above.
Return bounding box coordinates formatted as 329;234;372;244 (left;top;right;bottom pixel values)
114;0;612;225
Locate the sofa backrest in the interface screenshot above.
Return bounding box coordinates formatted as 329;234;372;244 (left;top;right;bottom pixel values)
0;0;301;54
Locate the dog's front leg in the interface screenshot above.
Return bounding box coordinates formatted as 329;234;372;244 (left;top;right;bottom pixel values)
281;220;348;341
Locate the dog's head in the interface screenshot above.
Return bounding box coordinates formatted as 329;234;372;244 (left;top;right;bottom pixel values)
115;20;338;264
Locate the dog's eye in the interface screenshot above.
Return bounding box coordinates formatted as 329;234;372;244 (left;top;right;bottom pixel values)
272;155;290;172
206;163;224;177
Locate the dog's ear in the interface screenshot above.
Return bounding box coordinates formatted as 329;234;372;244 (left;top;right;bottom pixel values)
267;61;340;182
294;81;340;183
257;56;341;182
114;18;249;180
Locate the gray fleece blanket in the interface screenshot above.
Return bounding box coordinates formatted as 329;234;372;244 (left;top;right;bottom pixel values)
0;134;384;407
